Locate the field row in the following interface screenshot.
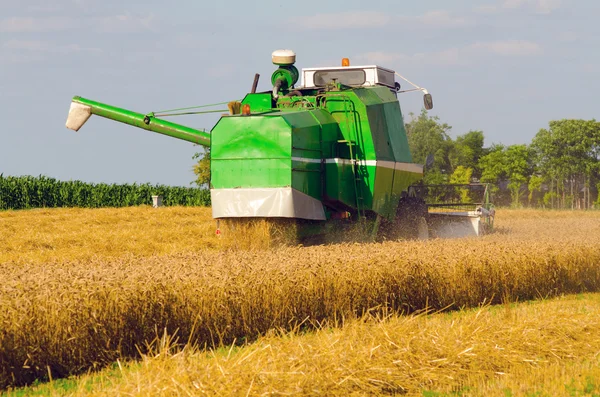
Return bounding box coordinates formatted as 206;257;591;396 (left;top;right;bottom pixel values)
1;209;599;388
10;294;600;396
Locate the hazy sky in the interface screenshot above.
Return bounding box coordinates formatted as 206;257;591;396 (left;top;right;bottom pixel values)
1;0;598;186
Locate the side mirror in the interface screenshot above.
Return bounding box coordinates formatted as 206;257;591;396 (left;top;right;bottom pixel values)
424;93;433;110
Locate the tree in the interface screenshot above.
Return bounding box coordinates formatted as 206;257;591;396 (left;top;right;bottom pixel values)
479;144;506;187
450;166;473;203
528;175;543;206
479;144;532;207
192;148;211;187
450;130;485;179
531;119;600;209
405;109;454;183
504;145;532;207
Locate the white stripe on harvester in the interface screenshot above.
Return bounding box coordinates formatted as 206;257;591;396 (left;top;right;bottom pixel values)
291;157;423;173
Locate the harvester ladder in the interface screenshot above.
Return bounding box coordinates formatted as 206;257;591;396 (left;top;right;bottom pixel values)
338;139;365;219
322;93;365;219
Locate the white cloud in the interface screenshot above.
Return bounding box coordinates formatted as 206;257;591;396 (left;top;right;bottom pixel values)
502;0;528;9
470;40;542;56
0;13;155;34
2;39;102;55
355;40;542;67
474;4;500;14
556;31;578;43
0;16;75;33
26;4;63;13
475;0;561;14
412;10;469;27
304;11;391;30
503;0;561;14
302;9;468;30
357;48;467;67
95;12;155;33
535;0;562;14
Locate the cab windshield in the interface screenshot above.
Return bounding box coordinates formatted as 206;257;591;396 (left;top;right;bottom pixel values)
313;69;366;87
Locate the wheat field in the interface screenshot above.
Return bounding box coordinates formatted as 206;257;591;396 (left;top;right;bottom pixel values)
15;293;599;396
1;207;600;394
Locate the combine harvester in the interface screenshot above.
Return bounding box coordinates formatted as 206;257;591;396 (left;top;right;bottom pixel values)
66;50;493;243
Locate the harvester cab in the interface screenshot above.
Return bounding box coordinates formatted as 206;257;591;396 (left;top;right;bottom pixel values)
65;49;493;243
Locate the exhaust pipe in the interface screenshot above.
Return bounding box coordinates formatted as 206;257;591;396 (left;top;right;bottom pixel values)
65;101;92;131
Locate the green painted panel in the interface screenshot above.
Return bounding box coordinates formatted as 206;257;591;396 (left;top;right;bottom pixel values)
392;168;423;195
292;160;321;198
357;163;374;209
372;165;395;218
211;115;292;189
308;110;341;158
211;116;291;160
325;162;355;207
211;158;290;189
366;104;395;161
284;112;322;157
325;93;376;160
378;94;412;163
241;93;273;113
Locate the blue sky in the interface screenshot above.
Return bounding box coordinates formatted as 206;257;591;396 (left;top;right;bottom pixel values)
1;0;598;186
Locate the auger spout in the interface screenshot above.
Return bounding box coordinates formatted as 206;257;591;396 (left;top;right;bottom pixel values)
66;96;211;146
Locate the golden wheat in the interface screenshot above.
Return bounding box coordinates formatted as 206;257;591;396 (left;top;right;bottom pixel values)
1;208;599;390
7;294;600;396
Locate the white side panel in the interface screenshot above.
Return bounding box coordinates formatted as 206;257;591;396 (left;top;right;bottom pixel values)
211;187;326;220
65;102;92;131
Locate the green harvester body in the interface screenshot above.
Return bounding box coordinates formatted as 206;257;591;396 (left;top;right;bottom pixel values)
66;50;492;238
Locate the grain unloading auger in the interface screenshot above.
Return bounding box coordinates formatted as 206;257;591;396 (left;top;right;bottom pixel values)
66;50;494;243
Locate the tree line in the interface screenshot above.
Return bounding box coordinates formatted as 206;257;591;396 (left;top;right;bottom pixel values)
405;110;600;208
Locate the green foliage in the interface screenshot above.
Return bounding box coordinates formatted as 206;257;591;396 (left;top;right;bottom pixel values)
528;175;544;205
532;119;600;209
479;144;506;187
505;145;532;207
0;175;211;210
449;166;473;185
404;112;600;208
478;144;532;207
405;112;486;184
450;131;485;178
450;166;473;203
192;148;211;187
405;109;453;176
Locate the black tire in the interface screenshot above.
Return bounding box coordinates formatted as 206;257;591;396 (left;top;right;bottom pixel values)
396;197;429;240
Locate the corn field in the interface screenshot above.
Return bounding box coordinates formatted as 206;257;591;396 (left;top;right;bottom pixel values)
0;175;210;210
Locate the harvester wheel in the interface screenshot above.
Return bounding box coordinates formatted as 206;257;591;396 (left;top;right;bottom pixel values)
396;197;429;240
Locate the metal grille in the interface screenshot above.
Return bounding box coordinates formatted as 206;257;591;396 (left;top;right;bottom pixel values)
409;183;492;212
